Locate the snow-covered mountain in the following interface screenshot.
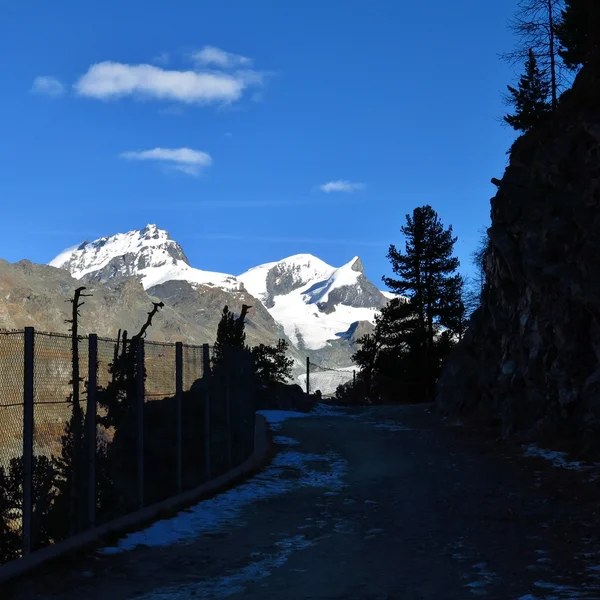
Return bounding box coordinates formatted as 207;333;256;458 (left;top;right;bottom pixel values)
238;254;388;351
50;224;241;292
50;225;390;366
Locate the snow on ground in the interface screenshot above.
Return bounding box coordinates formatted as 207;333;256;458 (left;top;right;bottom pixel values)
310;403;352;417
98;409;348;556
97;406;411;557
257;409;314;431
375;420;414;432
523;445;600;477
273;435;300;445
134;535;316;600
464;562;497;596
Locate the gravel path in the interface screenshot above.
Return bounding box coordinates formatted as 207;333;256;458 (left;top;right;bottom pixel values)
6;404;600;600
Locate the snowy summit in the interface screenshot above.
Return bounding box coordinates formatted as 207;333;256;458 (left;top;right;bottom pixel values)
238;254;388;350
50;225;391;352
50;224;242;292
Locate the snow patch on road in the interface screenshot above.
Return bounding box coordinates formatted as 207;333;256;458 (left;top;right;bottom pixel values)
523;445;600;474
134;535;315;599
261;404;414;434
375;420;414;432
273;435;300;445
310;403;351;417
464;562;497;596
532;579;594;598
257;409;312;431
98;449;347;555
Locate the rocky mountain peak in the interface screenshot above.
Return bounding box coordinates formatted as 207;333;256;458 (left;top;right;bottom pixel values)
46;225;391;367
349;256;364;273
48;225;246;292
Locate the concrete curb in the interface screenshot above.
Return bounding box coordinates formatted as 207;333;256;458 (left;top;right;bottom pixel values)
0;415;270;586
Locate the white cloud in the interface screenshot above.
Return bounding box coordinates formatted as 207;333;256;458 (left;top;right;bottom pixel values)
192;46;252;69
31;76;65;97
74;62;248;104
319;180;365;193
120;147;213;176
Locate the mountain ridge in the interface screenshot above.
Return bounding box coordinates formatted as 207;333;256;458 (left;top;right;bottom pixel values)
50;224;390;360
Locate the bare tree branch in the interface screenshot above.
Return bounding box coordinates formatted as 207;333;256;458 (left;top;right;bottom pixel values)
500;0;568;108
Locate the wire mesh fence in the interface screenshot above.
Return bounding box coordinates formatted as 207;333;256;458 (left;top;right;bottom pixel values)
0;331;25;563
0;329;256;568
182;343;205;392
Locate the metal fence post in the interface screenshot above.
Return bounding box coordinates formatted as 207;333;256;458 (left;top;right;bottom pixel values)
86;334;97;530
225;370;233;471
22;327;34;556
202;344;211;480
136;338;145;509
306;357;310;395
202;343;210;376
175;342;183;495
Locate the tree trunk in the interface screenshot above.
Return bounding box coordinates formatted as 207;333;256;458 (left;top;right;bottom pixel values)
69;288;85;537
548;0;557;110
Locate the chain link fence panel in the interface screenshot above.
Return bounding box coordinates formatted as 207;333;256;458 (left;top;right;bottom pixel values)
0;331;257;568
0;331;25;563
182;344;204;392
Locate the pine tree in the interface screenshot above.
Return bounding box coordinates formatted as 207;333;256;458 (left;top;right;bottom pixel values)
382;205;464;402
252;339;294;384
501;0;565;109
352;296;425;403
212;305;252;370
556;0;600;70
0;455;56;554
0;465;21;563
504;49;552;132
48;410;86;542
98;302;163;430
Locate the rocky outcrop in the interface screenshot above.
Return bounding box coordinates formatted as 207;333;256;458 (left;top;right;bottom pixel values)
313;258;388;315
436;66;600;456
0;260;281;350
147;279;298;354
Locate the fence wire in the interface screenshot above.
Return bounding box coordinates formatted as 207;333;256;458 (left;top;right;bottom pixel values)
0;332;24;468
182;344;204;392
33;333;77;459
0;332;25;564
145;341;177;400
0;330;255;568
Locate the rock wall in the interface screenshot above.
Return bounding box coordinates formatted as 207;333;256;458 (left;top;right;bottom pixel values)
436;66;600;456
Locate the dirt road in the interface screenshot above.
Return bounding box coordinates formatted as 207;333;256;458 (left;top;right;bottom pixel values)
6;404;600;599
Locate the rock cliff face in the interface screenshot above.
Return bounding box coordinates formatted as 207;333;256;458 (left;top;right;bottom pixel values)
436;67;600;456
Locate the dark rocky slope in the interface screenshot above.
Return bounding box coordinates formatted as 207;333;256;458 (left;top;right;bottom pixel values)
436;65;600;456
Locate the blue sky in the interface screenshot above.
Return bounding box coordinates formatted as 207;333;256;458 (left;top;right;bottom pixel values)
0;0;519;285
